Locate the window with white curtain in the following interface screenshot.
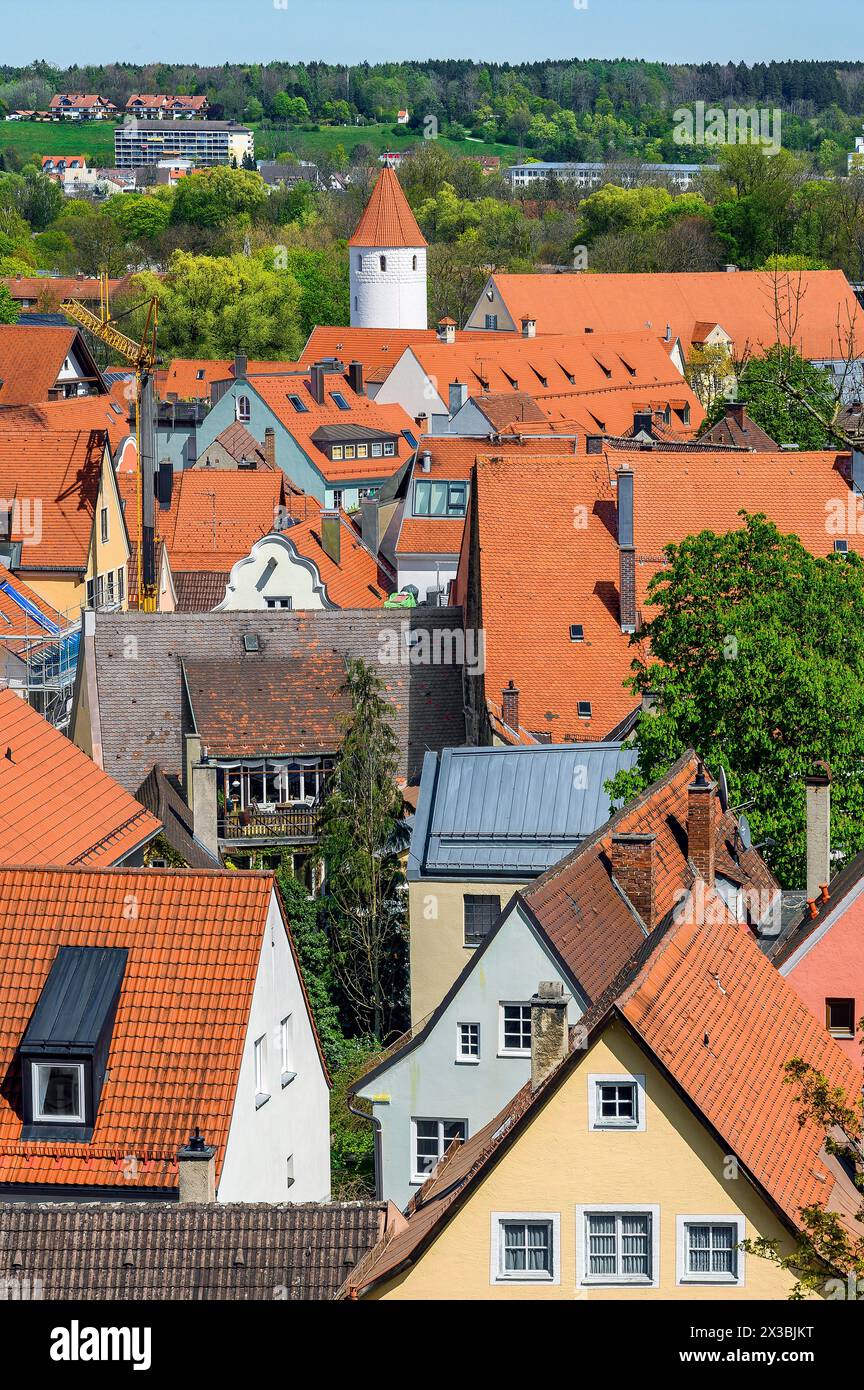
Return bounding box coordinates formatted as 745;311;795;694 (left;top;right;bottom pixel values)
578;1207;658;1285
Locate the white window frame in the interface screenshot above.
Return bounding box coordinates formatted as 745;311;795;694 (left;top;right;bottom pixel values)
32;1061;86;1124
410;1117;467;1184
456;1021;480;1064
253;1034;269;1108
576;1205;660;1288
676;1215;745;1287
280;1014;296;1086
588;1073;646;1132
236;394;251;423
490;1211;561;1286
498;1002;532;1058
100;506;109;544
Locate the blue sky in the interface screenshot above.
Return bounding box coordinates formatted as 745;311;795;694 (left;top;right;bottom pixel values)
4;0;860;68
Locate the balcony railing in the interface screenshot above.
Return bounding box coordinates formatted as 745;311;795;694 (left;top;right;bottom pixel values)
219;805;320;842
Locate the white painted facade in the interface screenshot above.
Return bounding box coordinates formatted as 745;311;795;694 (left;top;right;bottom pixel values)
218;889;331;1202
374;347;447;418
396;554;459;603
215;532;334;612
350;246;428;331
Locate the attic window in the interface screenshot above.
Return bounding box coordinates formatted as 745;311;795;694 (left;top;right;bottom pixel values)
577;701;592;719
834;539;849;554
287;394;308;413
32;1063;85;1123
569;624;584;642
243;633;260;652
330;392;351;411
196;369;205;381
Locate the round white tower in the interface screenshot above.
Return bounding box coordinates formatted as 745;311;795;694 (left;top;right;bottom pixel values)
349;167;428;330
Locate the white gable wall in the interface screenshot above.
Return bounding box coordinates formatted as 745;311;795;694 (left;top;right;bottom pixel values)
219;889;331;1202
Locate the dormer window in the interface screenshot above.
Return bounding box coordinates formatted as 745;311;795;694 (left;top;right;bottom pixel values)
19;946;127;1142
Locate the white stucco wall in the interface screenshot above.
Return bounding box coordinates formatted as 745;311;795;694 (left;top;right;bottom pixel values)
218;890;331;1202
396;555;458;602
215;533;331;612
350;246;428;330
356;901;585;1209
375;349;447;419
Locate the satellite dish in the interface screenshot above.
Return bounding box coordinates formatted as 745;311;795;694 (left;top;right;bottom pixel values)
737;814;752;854
717;766;729;813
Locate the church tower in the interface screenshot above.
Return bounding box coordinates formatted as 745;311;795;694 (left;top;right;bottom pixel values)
349;167;428;330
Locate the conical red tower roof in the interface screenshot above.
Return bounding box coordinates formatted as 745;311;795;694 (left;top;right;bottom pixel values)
349;167;427;248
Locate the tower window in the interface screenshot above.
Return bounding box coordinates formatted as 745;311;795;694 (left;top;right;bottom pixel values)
412;254;417;270
380;255;387;272
357;255;362;271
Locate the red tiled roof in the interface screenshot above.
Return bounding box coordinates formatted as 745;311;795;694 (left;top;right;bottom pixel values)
184;654;351;757
282;509;393;606
0;691;160;867
160;359;303;402
0;325;79;406
466;448;862;741
0;395;131;453
1;276;130;306
0;562;69;656
156;470;285;572
0;868;279;1190
345;898;862;1295
488;271;863;360
302;327;515;382
349;168;427;248
0;429;108;569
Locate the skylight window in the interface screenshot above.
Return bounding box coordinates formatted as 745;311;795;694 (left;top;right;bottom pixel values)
402;429;418;448
570;624;584;642
287;394;308;413
577;701;592;719
330;392;351;411
243;633;260;652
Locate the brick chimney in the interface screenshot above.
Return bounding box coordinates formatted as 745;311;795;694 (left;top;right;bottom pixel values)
687;764;716;889
724;401;745;429
611;833;656;929
502;679;519;730
616;465;636;634
530;981;571;1092
177;1127;216;1202
263;426;276;471
804;771;831;902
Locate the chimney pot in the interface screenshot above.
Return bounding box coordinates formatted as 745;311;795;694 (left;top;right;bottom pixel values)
687;766;716;889
502;679;519;730
530;981;571;1092
611;833;656;929
804;771;831;902
177;1126;217;1203
521;315;536;339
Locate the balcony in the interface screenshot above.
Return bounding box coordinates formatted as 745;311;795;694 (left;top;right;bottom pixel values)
219;804;320;844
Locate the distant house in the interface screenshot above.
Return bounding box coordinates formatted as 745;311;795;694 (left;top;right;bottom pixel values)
345;897;861;1298
2;275;132;316
0;866;331;1202
48;94;116;120
125;94;209;120
71;608;467;868
216;505;394;612
0;322;106;402
768;774;864;1064
352;753;779;1208
0;425;131;621
196;362;418;510
257;160;322;189
396;109;410;125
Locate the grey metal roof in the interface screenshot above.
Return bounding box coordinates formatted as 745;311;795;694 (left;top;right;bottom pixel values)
408;742;638;879
22;946;127;1053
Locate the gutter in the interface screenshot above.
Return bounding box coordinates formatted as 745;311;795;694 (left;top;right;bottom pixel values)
347;1093;383;1201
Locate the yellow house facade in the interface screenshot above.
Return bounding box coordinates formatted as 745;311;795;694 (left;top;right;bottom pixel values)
409;878;524;1025
361;1021;801;1301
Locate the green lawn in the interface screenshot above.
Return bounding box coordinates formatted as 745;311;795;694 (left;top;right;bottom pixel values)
1;119;117;163
1;116;517;169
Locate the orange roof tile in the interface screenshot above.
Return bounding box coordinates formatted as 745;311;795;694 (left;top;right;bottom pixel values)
160;358;304;402
0;868;279;1190
466;448;862;741
0;429;108;570
0;691;160;867
283;509;393;606
156;470;285;573
349;167;427;248
0;325;82;407
488;270;863;360
302;326;516;380
0;394;132;453
0;562;70;657
346;900;862;1295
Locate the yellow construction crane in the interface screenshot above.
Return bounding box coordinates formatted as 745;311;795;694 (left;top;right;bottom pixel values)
61;272;160;611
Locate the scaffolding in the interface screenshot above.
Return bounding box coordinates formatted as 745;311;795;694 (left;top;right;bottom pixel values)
0;581;82;730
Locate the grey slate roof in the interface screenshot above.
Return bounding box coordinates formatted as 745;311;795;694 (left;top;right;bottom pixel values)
0;1201;386;1300
408;741;639;879
135;763;222;868
82;609;467;789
